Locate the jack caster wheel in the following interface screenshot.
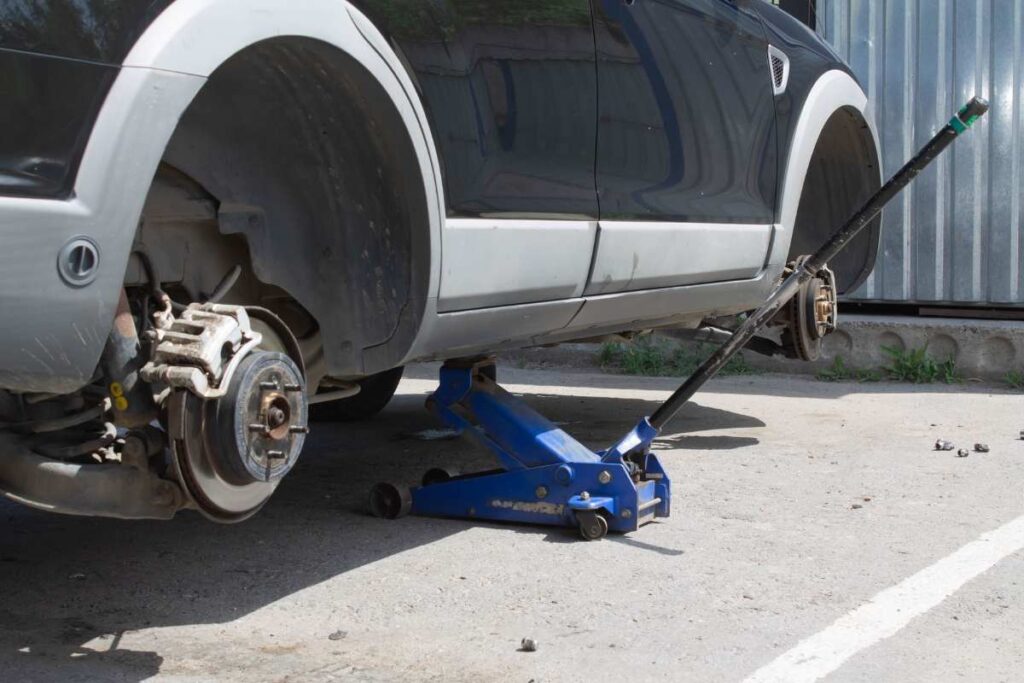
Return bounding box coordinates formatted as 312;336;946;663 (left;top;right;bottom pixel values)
575;511;609;541
421;467;459;486
369;482;412;520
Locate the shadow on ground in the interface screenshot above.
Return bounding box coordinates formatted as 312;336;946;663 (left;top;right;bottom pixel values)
495;346;1018;398
0;384;759;680
430;362;1010;399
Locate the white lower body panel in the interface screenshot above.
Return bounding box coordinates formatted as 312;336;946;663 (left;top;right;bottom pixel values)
585;221;774;295
438;218;597;312
405;272;776;363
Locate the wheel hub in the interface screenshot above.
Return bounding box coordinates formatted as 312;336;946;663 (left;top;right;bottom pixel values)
780;256;838;362
217;354;308;485
169;350;308;521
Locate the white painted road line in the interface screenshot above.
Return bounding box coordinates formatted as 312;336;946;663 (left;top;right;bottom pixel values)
743;514;1024;683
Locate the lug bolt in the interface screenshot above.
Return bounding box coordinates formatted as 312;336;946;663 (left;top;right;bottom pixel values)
267;450;286;460
290;425;310;434
284;383;303;392
260;380;280;390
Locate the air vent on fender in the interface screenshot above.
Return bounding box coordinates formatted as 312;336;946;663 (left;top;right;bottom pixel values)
767;45;790;96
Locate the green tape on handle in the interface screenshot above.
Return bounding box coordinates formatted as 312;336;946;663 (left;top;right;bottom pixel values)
950;97;990;134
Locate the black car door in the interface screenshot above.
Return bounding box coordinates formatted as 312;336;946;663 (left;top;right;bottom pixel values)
586;0;779;294
354;0;601;310
355;0;599;219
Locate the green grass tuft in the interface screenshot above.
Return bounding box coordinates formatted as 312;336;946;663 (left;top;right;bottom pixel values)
815;356;881;383
881;345;960;384
598;337;754;378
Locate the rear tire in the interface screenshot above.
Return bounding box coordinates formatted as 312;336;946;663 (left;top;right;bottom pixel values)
310;366;404;422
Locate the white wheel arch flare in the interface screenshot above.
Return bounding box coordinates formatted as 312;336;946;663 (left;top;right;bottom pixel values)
105;0;446;302
767;69;882;276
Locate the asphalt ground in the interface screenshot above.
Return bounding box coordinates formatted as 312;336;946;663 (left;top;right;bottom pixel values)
2;365;1023;682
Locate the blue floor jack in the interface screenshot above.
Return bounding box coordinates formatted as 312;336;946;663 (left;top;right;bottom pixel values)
369;98;989;540
370;357;670;540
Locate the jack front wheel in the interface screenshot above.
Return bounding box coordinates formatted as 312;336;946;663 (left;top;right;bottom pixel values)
369;482;412;520
575;511;609;541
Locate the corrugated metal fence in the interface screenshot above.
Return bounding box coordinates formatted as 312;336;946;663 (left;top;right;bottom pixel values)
819;1;1023;307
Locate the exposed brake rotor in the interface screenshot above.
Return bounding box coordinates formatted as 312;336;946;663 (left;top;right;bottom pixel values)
780;255;838;362
168;351;307;522
246;305;305;377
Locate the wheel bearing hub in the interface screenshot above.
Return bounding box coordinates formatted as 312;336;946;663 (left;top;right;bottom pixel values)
781;256;838;362
219;354;308;484
169;351;308;521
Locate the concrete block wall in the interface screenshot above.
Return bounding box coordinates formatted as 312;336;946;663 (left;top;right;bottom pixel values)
747;315;1024;381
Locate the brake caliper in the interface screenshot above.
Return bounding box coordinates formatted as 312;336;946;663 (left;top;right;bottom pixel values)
141;303;263;398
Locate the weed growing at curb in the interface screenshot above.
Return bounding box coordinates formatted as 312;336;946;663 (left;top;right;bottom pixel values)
881;345;960;384
1005;370;1024;390
599;338;971;387
816;356;882;383
671;343;754;376
598;336;754;378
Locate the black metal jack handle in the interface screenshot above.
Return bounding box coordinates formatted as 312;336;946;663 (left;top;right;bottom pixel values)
648;97;990;431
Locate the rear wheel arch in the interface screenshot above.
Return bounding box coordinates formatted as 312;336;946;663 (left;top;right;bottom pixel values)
787;105;881;294
774;71;882;294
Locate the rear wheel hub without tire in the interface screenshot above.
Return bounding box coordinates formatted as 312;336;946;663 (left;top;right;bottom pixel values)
781;256;838;362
